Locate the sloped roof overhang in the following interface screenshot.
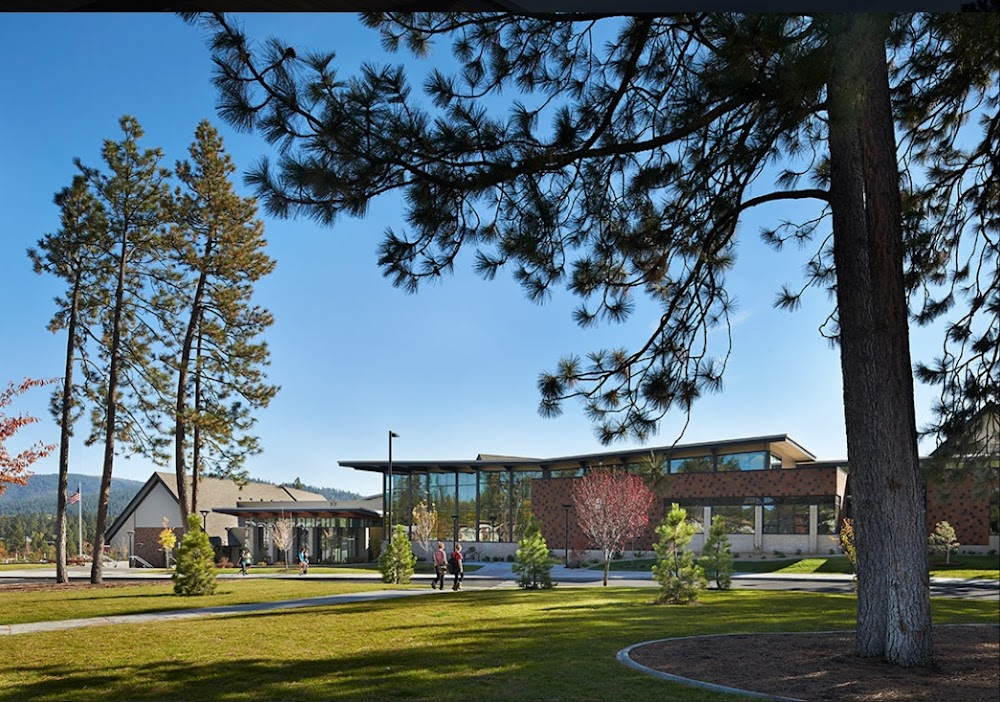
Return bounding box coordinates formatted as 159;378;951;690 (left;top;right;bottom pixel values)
338;434;817;476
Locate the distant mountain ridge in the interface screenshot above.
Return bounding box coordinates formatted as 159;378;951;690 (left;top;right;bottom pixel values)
0;473;364;517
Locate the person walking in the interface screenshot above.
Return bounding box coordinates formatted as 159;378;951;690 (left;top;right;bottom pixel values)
431;541;447;590
239;548;251;576
449;543;464;591
298;546;309;575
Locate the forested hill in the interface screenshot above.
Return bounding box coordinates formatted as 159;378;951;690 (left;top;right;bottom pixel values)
278;481;365;502
0;474;142;517
0;474;364;517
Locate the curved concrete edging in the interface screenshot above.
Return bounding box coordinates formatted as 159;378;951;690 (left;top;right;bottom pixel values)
615;630;870;702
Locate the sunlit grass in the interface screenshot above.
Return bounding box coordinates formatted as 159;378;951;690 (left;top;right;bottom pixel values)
599;553;999;579
0;580;417;626
0;585;995;702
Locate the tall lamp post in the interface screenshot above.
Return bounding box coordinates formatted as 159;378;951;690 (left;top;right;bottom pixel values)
387;430;399;543
451;514;459;545
127;530;134;566
200;510;210;531
562;504;572;567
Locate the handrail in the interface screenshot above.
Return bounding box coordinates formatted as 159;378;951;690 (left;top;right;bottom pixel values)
129;555;155;569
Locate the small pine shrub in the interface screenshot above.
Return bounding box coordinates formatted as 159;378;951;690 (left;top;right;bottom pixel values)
378;525;417;584
699;514;734;590
652;503;706;604
172;513;218;596
513;514;554;589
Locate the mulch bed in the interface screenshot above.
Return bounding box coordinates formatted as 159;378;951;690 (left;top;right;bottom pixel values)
628;624;999;701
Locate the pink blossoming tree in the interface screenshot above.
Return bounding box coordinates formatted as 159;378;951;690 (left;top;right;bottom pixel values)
572;469;656;586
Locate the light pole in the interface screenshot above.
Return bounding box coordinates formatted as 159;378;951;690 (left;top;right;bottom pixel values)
200;510;210;531
127;530;134;566
451;514;459;545
387;430;399;543
562;504;572;567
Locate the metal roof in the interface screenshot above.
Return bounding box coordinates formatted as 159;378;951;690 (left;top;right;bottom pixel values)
338;433;817;475
212;502;383;521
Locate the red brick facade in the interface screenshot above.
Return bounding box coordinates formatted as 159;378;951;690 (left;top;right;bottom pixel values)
925;474;998;547
132;526;183;567
532;465;843;552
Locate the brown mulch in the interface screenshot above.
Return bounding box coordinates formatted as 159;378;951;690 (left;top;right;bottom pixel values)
628;625;1000;701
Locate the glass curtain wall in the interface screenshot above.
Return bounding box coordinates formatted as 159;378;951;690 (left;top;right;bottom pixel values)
429;472;456;542
383;467;547;543
457;471;477;541
479;470;506;542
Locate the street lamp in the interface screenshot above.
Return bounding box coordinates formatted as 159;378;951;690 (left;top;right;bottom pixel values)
127;530;134;566
562;504;572;567
387;430;399;543
451;514;459;545
200;510;210;531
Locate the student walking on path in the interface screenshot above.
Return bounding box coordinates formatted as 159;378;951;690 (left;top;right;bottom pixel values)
431;542;447;590
448;543;464;591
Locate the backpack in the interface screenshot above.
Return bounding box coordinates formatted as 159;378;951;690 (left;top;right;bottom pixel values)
447;554;458;575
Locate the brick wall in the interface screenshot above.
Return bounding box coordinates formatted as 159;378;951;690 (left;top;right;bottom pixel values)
925;473;997;547
532;466;842;551
132;526;183;567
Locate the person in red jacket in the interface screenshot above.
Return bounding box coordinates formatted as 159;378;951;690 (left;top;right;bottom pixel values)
449;543;464;591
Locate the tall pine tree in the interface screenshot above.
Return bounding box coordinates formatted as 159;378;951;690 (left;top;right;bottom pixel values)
189;12;998;665
167;120;277;518
28;176;109;583
76;115;173;585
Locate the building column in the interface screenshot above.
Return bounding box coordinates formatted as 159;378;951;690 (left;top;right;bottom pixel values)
754;505;763;551
809;505;819;554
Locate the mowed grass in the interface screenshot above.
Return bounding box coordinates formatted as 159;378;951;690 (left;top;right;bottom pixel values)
0;580;416;626
0;585;995;702
601;553;1000;579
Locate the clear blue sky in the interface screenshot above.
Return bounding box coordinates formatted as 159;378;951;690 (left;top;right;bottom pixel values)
1;13;948;497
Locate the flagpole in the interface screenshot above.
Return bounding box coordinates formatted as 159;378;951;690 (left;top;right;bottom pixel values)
77;482;83;559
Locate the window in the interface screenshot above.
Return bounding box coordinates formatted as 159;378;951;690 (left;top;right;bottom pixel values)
671;455;714;473
674;502;706;533
550;468;583;478
428;473;456;541
817;501;839;535
457;471;477;541
510;471;543;541
762;501;810;535
712;504;756;533
717;451;767;472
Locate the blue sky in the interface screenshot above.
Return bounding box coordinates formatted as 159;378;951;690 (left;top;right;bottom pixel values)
1;13;948;497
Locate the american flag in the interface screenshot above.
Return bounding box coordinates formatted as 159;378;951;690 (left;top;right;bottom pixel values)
67;489;81;506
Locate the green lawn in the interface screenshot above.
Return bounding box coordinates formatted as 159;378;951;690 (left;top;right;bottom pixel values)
0;580;416;626
0;584;994;702
596;553;1000;579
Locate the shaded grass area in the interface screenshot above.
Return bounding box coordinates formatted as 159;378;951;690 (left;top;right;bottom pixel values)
599;553;999;579
0;580;416;626
0;587;994;702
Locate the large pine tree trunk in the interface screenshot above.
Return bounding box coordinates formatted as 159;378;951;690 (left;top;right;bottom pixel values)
827;14;933;667
91;233;128;585
55;280;81;584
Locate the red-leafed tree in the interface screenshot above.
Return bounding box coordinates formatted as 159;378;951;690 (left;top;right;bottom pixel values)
0;378;57;496
572;469;656;586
